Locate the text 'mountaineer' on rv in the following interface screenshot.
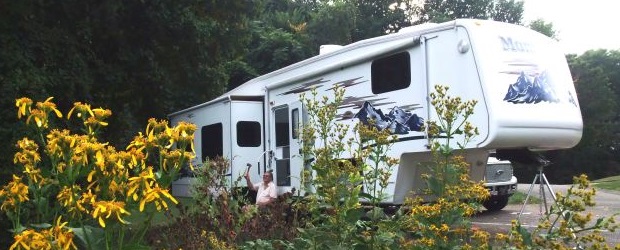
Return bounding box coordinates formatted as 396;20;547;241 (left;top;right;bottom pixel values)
169;19;583;205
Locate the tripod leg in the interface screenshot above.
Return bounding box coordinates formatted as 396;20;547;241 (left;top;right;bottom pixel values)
539;174;548;214
518;174;539;221
541;173;557;201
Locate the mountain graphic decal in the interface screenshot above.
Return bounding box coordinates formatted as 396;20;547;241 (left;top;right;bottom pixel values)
354;101;424;135
504;71;559;104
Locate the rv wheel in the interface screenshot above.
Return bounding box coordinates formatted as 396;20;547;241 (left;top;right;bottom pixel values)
483;196;509;212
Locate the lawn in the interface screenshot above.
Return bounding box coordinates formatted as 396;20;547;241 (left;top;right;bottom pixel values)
508;191;541;204
592;175;620;192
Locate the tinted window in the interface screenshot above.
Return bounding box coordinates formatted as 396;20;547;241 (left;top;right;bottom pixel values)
274;107;289;147
236;121;261;147
371;52;411;94
201;123;223;161
291;108;299;139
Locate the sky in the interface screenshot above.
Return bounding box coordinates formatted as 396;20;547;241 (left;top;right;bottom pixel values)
522;0;620;55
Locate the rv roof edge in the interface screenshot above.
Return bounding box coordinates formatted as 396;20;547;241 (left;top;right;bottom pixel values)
265;37;420;91
223;21;454;96
167;95;231;117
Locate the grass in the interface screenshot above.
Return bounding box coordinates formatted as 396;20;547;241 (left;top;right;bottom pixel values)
592;175;620;192
508;191;541;204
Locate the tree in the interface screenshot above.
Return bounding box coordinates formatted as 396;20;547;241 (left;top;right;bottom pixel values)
0;0;255;176
235;0;413;86
491;0;524;24
529;18;558;39
349;0;411;41
542;50;620;183
411;0;524;24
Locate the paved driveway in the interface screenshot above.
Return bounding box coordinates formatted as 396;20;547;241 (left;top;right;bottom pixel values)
471;183;620;246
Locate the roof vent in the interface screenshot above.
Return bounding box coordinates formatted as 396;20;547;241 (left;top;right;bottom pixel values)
319;44;344;55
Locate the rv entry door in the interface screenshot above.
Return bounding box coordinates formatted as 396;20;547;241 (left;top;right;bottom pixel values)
271;102;305;192
289;101;306;191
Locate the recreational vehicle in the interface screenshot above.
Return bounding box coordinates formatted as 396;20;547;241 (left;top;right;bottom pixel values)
169;19;583;205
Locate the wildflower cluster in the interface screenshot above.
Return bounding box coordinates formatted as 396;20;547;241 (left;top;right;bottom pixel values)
300;87;362;212
504;174;619;249
10;217;77;250
402;85;490;249
355;122;399;206
2;97;196;249
272;86;402;249
15;97;62;129
426;85;479;151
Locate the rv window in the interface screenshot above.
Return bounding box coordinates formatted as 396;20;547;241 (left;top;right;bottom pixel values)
274;107;290;147
201;123;223;161
236;121;261;147
371;52;411;94
291;108;299;139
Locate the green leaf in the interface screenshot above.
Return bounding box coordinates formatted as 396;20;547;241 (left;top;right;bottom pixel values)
29;223;52;229
358;192;374;200
345;208;364;223
8;224;27;234
72;225;106;250
366;206;386;221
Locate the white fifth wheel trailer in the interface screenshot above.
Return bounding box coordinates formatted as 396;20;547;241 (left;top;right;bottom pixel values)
169;19;582;205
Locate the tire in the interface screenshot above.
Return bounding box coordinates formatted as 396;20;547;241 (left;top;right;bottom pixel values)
483;196;509;211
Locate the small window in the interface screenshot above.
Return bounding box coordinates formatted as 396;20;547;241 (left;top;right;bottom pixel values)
201;123;223;161
274;107;290;147
236;121;261;147
371;52;411;94
291;108;299;139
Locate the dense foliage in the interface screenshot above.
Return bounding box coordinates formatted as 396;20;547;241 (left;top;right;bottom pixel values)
0;0;255;173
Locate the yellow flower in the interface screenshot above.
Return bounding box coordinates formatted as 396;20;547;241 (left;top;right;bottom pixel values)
13;138;41;166
126;132;149;152
20;97;63;128
36;97;63;118
10;229;51;250
127;167;155;201
23;164;44;186
91;200;131;228
92;108;112;121
51;216;78;250
26;109;47;128
15;97;33;119
67;102;94;119
108;179;127;198
76;189;96;214
9;217;77;250
58;185;86;218
1;175;29;212
172;122;197;153
82;108;112;134
139;184;178;212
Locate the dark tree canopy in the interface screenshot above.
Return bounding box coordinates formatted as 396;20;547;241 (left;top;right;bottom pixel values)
0;0;255;170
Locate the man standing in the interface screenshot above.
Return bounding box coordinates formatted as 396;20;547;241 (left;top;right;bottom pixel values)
244;164;277;206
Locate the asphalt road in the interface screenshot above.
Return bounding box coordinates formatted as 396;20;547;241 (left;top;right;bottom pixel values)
471;183;620;246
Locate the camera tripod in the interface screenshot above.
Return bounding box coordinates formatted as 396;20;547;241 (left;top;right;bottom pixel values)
517;158;557;221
